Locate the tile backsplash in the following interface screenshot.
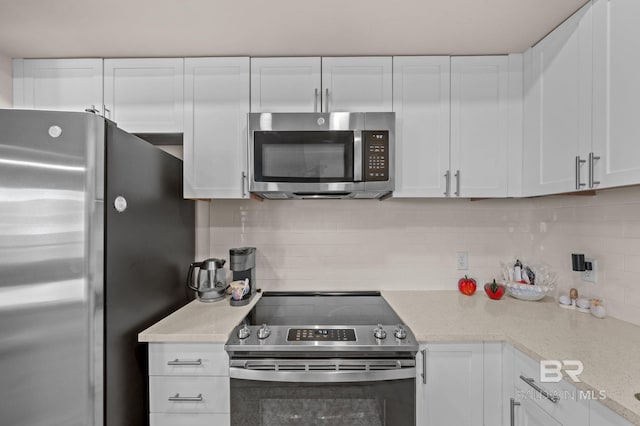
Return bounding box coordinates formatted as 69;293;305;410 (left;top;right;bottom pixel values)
204;186;640;326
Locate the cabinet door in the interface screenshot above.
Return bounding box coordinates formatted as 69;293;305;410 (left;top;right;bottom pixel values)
515;397;562;426
523;3;593;196
321;57;392;112
592;0;640;188
13;58;103;112
392;56;450;197
417;343;484;426
250;57;321;112
450;56;509;197
104;58;183;133
590;401;635;426
184;58;250;199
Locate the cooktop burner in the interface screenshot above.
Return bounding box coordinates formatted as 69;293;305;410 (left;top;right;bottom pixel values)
225;291;418;356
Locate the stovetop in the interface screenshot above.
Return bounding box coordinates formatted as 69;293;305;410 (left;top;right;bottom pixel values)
225;292;418;356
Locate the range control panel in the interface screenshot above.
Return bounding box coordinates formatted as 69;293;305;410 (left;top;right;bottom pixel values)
363;131;389;181
287;328;356;342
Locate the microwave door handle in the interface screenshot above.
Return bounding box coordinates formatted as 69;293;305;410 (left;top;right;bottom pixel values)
353;131;363;182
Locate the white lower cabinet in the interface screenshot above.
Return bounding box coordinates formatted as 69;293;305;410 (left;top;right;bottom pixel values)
148;343;229;426
417;342;502;426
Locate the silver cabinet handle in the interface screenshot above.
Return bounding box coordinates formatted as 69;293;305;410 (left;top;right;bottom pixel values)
168;393;203;402
314;88;319;112
454;170;461;197
325;88;329;112
167;358;202;366
589;152;601;188
575;156;586;190
241;172;247;198
510;398;520;426
519;375;559;403
444;171;451;196
420;348;427;384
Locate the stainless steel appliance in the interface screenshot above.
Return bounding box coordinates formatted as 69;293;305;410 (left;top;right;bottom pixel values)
0;109;195;426
248;112;395;200
225;292;417;425
229;247;257;306
187;258;228;302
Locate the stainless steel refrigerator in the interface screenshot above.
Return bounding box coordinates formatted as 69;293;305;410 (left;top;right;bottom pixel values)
0;109;195;426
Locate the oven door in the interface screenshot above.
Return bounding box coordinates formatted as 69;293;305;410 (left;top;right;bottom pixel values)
229;359;415;426
248;112;365;196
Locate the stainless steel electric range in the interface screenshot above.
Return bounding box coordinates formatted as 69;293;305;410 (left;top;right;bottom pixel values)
225;291;417;426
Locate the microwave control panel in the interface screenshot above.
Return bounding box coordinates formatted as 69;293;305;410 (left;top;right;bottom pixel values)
363;131;389;181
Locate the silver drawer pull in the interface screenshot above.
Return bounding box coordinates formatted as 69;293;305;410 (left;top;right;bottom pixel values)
168;393;203;402
167;358;202;366
520;375;559;403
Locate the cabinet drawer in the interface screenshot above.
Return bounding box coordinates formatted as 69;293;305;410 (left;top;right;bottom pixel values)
149;376;230;414
150;413;230;426
149;343;228;376
514;350;589;425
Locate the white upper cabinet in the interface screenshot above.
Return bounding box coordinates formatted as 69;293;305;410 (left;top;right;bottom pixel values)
592;0;640;188
13;58;103;113
103;58;184;133
321;57;393;112
523;3;593;196
392;56;451;197
450;56;510;198
183;57;250;199
250;57;321;112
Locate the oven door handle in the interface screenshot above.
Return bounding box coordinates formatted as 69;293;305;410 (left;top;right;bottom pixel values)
229;366;416;383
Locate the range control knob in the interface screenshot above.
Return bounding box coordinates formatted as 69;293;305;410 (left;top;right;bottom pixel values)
257;324;271;339
394;325;407;339
373;324;387;340
237;325;251;339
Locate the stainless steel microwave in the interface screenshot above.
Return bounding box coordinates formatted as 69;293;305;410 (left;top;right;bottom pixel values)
248;112;395;200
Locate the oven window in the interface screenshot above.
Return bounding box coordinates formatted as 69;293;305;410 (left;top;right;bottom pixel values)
254;131;354;182
230;378;415;426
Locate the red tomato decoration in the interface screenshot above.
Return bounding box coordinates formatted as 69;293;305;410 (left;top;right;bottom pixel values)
458;276;477;296
484;279;506;300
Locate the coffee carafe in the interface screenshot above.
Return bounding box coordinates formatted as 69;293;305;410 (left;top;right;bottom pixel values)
187;258;228;302
229;247;256;306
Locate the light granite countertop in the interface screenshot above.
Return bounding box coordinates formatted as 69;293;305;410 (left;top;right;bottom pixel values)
137;290;640;424
382;290;640;425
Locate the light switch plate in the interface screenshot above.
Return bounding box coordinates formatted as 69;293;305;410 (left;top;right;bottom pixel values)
456;251;468;270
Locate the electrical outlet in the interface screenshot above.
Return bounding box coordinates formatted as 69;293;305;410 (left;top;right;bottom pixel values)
456;252;468;270
582;259;597;283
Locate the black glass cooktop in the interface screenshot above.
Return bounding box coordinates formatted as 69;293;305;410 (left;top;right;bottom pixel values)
244;291;404;326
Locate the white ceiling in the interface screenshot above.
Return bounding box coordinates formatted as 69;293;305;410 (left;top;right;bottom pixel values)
0;0;587;59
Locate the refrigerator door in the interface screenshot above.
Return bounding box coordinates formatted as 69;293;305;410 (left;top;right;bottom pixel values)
103;122;194;426
0;109;102;426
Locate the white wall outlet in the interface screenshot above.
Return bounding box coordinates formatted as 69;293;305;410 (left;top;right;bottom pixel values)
582;259;597;283
456;251;468;270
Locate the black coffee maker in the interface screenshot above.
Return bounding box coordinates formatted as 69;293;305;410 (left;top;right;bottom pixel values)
229;247;256;306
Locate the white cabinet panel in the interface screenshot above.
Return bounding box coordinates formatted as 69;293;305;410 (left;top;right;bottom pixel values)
592;0;640;188
149;376;230;414
250;57;321;112
523;3;593;196
322;57;392;112
417;343;484;426
516;397;563;426
590;401;635;426
150;413;230;426
104;58;183;133
149;343;229;376
183;57;250;199
451;56;510;197
13;58;103;112
392;56;450;197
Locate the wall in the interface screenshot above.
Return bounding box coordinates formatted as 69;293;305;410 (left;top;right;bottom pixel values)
0;52;12;107
207;186;640;326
